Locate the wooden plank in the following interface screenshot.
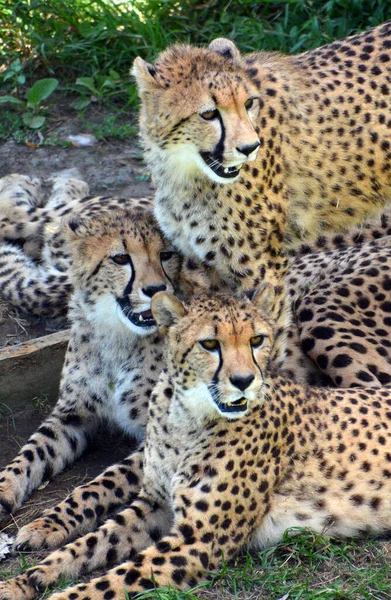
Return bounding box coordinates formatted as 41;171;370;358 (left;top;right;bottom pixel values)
0;330;69;407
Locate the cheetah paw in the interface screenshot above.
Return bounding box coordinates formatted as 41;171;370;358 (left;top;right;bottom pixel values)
0;575;36;600
15;518;69;551
27;565;63;591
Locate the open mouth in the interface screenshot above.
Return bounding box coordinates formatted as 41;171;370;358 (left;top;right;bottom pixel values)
200;152;242;179
118;299;156;329
215;397;248;414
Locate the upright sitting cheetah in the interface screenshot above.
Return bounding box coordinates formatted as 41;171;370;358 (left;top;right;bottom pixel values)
4;290;391;600
0;198;180;529
133;21;391;359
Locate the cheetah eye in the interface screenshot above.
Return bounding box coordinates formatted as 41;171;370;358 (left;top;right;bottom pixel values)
245;98;254;110
250;334;265;348
200;109;219;121
112;254;130;265
200;339;220;351
160;251;176;262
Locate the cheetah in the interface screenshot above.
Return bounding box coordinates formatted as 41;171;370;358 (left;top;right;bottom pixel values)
133;20;391;361
0;197;180;531
285;236;391;388
2;175;391;388
0;172;89;315
4;289;391;600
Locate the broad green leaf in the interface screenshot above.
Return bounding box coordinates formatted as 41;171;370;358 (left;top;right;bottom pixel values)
75;77;98;95
102;78;117;88
22;113;46;128
109;69;121;81
70;97;91;111
0;95;24;105
27;78;58;106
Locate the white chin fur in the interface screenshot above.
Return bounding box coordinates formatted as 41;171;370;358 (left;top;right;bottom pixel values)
162;146;241;185
194;153;241;185
88;296;156;337
180;384;250;421
118;311;157;337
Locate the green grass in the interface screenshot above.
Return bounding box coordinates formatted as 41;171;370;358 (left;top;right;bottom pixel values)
1;530;390;599
129;531;391;599
1;0;391;108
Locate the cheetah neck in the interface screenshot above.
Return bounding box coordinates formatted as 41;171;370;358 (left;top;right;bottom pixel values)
147;146;288;293
70;292;149;355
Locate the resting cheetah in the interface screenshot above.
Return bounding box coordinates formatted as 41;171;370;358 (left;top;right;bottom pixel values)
285;236;391;388
0;198;180;530
4;290;391;600
0;172;89;315
133;21;391;360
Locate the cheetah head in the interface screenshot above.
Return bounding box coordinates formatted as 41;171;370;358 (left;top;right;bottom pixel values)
133;39;260;185
64;203;180;336
152;285;276;419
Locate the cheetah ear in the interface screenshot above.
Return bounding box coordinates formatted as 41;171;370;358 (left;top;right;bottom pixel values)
250;282;276;315
62;214;89;240
152;292;187;334
132;57;162;92
208;38;240;60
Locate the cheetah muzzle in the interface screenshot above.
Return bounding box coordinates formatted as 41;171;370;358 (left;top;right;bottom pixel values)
117;298;156;329
200;151;243;180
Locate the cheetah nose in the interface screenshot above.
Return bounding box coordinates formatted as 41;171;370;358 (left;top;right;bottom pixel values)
229;374;255;391
142;283;167;298
236;141;260;157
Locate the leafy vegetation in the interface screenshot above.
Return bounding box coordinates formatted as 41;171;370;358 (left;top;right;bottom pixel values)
1;0;391;110
0;77;59;128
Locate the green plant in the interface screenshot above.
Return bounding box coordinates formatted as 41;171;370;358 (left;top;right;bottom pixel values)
32;393;49;409
0;110;28;142
0;58;25;88
72;70;130;110
1;0;391;111
0;78;59;128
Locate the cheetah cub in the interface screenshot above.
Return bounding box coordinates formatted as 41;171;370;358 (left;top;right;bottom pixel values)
3;289;391;600
0;199;180;533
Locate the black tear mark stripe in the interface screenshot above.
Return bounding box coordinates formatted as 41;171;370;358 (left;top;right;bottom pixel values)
209;345;223;405
214;111;226;164
123;255;135;297
250;345;263;378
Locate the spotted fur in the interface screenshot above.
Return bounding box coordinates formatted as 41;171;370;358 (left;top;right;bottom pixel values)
3;292;391;600
133;21;391;364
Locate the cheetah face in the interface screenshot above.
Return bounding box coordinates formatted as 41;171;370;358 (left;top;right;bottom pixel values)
65;206;180;336
133;41;261;185
152;285;276;420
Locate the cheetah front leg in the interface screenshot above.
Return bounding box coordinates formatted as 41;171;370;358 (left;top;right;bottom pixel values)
0;494;171;600
0;405;95;524
23;477;266;600
41;524;232;600
14;452;144;551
